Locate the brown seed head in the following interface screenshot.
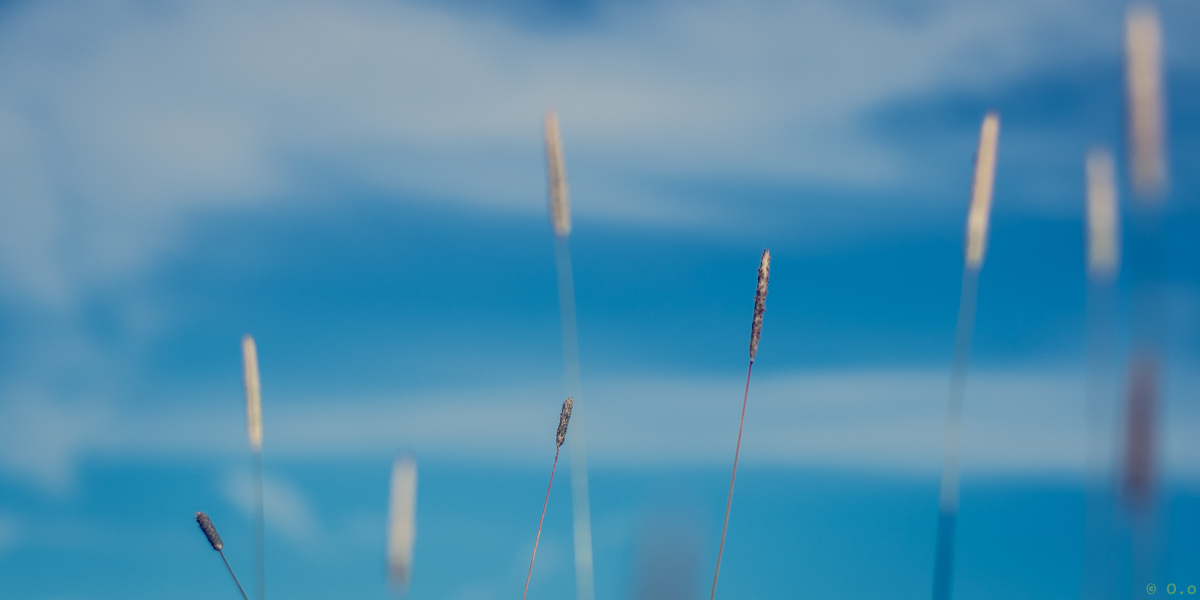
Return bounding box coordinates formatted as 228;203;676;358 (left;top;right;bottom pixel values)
556;397;573;448
196;511;223;551
1124;355;1158;511
749;250;770;361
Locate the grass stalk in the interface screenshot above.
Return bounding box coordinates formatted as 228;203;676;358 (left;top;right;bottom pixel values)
709;249;770;600
931;111;999;600
544;110;595;600
242;335;266;600
197;511;250;600
523;397;573;600
1079;147;1120;600
1121;7;1168;592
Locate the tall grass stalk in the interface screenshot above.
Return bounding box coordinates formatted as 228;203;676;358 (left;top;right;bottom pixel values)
544;110;595;600
931;112;999;600
1121;6;1168;592
1079;147;1120;600
523;397;573;600
709;249;770;600
242;335;266;600
197;511;250;600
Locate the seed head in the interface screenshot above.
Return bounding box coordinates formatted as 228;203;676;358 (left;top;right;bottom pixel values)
388;454;418;588
1085;147;1120;281
545;111;572;237
242;335;262;451
1125;6;1167;201
196;511;223;551
749;250;770;361
556;397;573;448
964;112;1000;270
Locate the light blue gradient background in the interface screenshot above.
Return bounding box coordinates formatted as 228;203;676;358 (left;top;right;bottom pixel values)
0;0;1199;598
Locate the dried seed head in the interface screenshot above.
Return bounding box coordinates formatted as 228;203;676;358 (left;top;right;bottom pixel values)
1126;6;1167;201
242;335;262;451
387;454;418;588
1123;355;1158;511
545;111;572;237
1085;147;1120;281
556;397;573;448
196;512;223;551
749;250;770;361
964;112;1000;271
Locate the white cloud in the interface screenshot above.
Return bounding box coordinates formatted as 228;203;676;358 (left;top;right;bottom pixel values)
0;0;1160;305
0;389;118;494
0;0;1196;495
223;471;319;544
3;367;1199;493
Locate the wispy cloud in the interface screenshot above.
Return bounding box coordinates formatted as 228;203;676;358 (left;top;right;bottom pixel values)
223;471;318;545
4;368;1198;493
0;0;1157;305
0;388;118;494
0;0;1196;495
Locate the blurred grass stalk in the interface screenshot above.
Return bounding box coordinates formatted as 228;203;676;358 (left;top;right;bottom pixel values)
1080;147;1120;600
1121;4;1168;592
709;249;770;600
242;335;266;600
544;111;596;600
388;454;418;591
931;111;999;600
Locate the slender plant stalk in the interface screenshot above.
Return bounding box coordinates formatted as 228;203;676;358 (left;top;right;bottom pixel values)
242;335;266;600
544;111;595;600
251;450;264;600
1120;7;1168;593
523;447;561;600
709;361;754;600
220;551;250;600
931;111;999;600
930;268;978;600
1079;147;1120;600
523;397;573;600
1121;3;1166;509
709;249;770;600
197;512;250;600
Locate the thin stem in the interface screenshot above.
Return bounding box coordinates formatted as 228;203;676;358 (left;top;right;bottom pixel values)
523;447;561;600
710;360;755;600
219;549;250;600
553;234;595;600
1080;279;1117;600
931;267;980;600
252;450;265;600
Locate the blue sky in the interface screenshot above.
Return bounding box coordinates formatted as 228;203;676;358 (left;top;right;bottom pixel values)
0;0;1199;598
